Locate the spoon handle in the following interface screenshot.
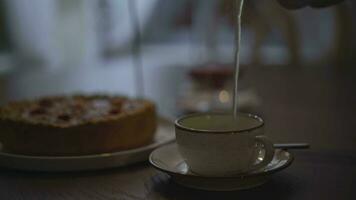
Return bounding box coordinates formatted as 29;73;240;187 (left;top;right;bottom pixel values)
273;143;310;149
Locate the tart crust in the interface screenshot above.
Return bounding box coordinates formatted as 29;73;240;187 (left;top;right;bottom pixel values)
0;95;157;156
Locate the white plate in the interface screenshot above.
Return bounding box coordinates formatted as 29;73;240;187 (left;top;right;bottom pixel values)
149;143;294;191
0;118;175;172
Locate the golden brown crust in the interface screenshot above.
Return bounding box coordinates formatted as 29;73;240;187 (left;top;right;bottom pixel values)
0;95;157;156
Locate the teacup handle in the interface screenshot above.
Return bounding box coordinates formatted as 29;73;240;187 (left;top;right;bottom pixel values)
249;135;275;172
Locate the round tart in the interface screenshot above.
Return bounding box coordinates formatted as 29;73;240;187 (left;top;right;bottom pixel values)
0;95;157;156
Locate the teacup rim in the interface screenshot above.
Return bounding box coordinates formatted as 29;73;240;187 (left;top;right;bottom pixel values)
175;112;264;134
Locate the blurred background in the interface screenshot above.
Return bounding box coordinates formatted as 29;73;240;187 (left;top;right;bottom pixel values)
0;0;355;151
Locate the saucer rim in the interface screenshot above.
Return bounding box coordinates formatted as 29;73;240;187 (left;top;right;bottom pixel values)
149;144;294;179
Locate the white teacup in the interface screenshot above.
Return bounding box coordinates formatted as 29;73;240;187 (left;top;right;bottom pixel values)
175;113;275;177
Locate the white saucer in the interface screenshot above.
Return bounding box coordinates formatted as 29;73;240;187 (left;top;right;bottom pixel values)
0;118;175;172
149;143;294;191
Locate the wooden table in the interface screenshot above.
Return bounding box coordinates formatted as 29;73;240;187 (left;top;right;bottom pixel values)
0;67;355;199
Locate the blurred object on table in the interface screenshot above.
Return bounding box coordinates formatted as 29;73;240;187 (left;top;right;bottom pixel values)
176;63;260;115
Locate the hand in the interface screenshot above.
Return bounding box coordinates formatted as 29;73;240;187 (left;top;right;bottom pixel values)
277;0;345;9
